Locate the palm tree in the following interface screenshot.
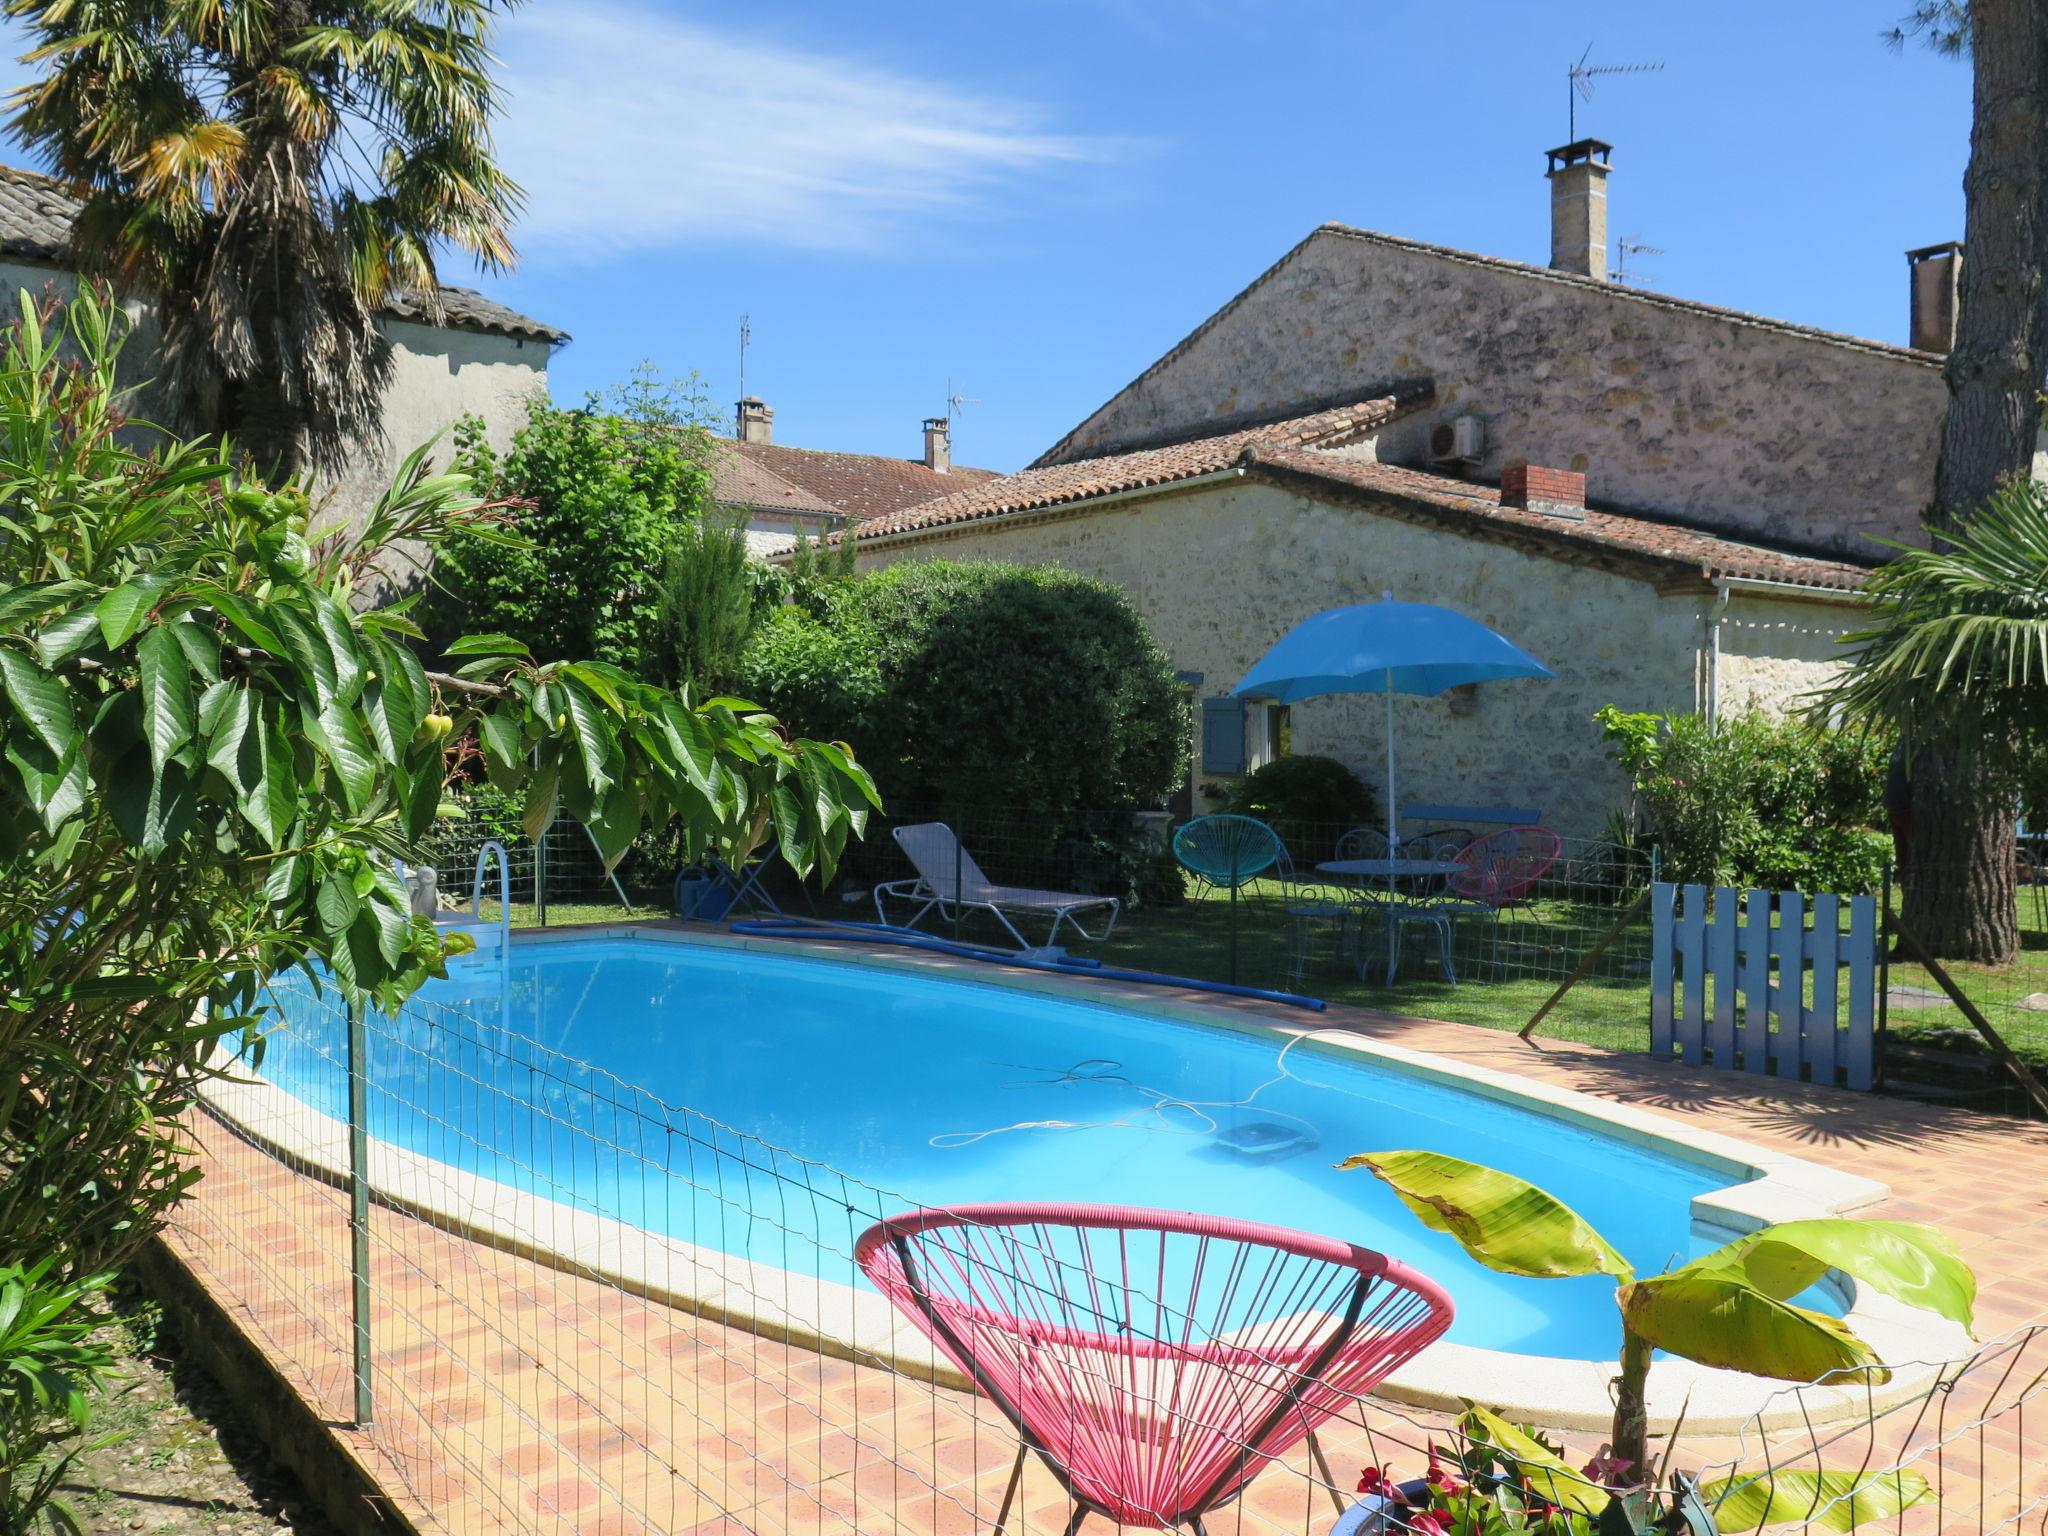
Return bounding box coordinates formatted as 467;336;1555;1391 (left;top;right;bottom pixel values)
5;0;525;479
1823;480;2048;959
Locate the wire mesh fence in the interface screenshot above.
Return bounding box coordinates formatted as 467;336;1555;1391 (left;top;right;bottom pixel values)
839;805;1659;1051
408;794;2048;1111
160;970;2044;1536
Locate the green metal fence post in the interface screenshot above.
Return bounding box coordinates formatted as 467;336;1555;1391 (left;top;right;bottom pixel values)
346;997;374;1426
536;827;549;928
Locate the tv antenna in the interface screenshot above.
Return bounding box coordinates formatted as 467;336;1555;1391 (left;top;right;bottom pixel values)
944;377;980;426
738;313;751;399
1568;44;1663;141
1613;235;1665;287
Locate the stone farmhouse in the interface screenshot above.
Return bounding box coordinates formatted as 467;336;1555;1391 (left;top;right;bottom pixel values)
0;164;565;523
712;396;997;555
845;139;1984;836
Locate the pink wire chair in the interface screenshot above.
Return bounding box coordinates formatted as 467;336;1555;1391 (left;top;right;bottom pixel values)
855;1202;1454;1535
1446;825;1562;907
1389;825;1563;983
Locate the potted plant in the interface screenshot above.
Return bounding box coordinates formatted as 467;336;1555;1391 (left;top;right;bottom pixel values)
1334;1151;1971;1530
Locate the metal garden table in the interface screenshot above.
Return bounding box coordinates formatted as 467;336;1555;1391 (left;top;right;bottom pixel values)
1315;857;1461;981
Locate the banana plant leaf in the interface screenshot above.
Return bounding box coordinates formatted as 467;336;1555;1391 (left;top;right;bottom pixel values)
1618;1271;1888;1384
1341;1150;1633;1281
1702;1469;1930;1533
1691;1219;1975;1331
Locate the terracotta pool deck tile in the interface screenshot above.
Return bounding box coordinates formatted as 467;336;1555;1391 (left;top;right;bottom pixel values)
160;968;2048;1535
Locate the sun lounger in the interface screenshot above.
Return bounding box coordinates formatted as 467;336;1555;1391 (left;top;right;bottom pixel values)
872;821;1119;949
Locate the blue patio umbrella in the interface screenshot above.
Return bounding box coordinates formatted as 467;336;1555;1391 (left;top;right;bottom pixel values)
1232;593;1554;852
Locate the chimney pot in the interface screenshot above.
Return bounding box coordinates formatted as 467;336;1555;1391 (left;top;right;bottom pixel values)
1501;461;1587;520
1906;242;1963;353
922;416;951;473
1546;138;1612;281
736;396;774;444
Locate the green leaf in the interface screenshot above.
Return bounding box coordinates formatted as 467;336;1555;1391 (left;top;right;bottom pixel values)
0;578;88;632
95;576;167;649
1339;1151;1633;1281
1459;1405;1610;1517
205;687;260;793
443;634;531;658
4;731;86;833
1702;1469;1930;1533
269;604;337;707
316;873;361;936
0;648;75;757
302;697;377;814
1690;1220;1975;1331
521;756;560;842
396;746;444;845
561;681;614;797
1618;1270;1887;1384
136;626;195;774
33;608;102;668
242;715;297;849
478;712;523;777
308;589;365;703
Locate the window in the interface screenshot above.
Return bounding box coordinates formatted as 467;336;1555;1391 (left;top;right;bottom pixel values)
1246;702;1291;770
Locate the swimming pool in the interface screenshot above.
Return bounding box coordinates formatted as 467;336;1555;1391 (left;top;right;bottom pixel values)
246;931;1812;1365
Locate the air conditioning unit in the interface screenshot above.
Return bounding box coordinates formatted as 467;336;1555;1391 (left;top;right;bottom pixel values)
1428;413;1485;466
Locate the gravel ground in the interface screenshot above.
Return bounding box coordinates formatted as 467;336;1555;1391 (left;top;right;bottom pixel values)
59;1292;339;1536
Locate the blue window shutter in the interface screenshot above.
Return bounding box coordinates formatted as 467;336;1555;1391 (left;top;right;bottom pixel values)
1201;697;1246;775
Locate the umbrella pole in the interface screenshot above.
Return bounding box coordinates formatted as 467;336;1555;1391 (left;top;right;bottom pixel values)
1385;678;1398;983
1384;679;1397;855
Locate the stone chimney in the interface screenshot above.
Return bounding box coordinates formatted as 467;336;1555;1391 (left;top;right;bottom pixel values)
1546;139;1612;281
1906;242;1963;353
1501;462;1587;521
922;416;951;473
736;396;774;444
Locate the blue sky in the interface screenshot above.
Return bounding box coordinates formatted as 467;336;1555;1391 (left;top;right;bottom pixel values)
7;2;1975;472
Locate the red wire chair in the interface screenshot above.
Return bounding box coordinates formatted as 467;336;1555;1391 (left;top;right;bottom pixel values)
855;1202;1454;1535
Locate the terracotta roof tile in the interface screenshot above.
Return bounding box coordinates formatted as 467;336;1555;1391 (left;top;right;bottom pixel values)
710;443;840;518
730;438;1001;522
1244;446;1873;594
848;385;1871;596
851;384;1433;538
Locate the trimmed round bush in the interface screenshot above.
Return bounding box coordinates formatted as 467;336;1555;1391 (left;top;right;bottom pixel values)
738;560;1188;828
1223;754;1380;862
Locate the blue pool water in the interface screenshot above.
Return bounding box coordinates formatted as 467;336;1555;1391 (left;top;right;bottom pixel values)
253;936;1772;1361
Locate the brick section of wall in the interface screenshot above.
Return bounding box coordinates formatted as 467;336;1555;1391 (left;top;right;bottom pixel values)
1500;462;1587;519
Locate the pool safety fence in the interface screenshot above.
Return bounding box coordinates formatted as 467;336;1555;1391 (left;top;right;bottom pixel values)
845;806;1663;1052
171;978;2045;1535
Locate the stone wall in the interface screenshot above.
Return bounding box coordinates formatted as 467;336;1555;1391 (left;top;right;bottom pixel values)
1042;227;1948;562
0;259;547;530
856;479;1863;840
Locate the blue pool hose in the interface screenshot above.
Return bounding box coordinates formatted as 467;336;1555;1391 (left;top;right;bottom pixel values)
724;915;1328;1012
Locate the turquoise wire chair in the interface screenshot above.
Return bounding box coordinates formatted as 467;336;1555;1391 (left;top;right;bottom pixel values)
1172;815;1282;984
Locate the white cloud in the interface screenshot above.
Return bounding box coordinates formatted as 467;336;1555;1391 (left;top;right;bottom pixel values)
494;5;1118;261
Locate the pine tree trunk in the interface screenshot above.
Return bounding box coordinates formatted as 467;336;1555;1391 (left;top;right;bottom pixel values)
1903;747;2020;962
1908;0;2048;961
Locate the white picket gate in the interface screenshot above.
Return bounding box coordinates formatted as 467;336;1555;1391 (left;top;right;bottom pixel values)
1649;882;1880;1090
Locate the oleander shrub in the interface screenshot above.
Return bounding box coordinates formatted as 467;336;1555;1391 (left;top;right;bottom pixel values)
1596;707;1891;893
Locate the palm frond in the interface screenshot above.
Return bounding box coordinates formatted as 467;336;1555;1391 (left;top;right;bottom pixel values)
1820;480;2048;765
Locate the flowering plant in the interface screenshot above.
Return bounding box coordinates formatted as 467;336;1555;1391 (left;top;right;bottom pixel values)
1340;1404;1928;1534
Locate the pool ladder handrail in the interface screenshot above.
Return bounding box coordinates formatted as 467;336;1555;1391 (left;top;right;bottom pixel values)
471;839;512;959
